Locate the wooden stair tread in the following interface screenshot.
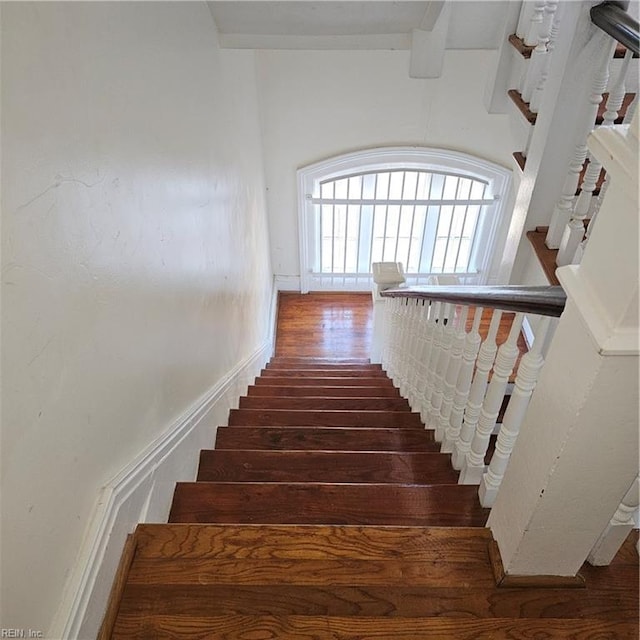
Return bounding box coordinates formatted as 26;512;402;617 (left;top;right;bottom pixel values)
247;384;401;397
266;362;382;370
255;376;396;387
168;483;489;526
215;427;439;451
196;450;459;484
238;396;410;411
116;581;640;620
228;408;423;428
527;227;560;286
270;357;372;365
260;368;387;377
111;614;638;639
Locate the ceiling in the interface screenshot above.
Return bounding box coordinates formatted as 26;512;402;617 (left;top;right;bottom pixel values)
207;1;510;50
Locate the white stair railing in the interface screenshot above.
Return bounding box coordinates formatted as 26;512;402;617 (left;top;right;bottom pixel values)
546;30;617;251
378;285;566;500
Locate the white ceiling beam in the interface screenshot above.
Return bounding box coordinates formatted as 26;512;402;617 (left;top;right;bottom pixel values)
409;2;450;78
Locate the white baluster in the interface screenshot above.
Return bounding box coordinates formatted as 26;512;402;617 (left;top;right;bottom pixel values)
405;300;420;407
558;47;631;266
442;306;483;454
524;0;546;47
427;303;455;433
574;174;609;264
420;302;447;426
546;33;616;250
516;1;536;41
408;301;430;409
460;313;524;485
452;309;502;470
401;299;421;397
588;475;640;566
479;317;551;506
416;301;441;421
384;298;401;381
436;306;469;443
530;2;561;113
521;1;557;103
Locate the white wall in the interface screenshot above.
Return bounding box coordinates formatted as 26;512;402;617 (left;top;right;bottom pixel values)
1;2;272;635
256;49;513;283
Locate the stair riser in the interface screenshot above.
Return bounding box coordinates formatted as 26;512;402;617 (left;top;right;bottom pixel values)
196;451;458;484
254;377;396;387
238;397;410;411
228;409;423;428
266;363;382;371
214;427;439;452
169;483;488;526
260;369;387;378
247;385;401;398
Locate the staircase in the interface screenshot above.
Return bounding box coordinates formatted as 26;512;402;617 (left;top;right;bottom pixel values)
103;356;638;638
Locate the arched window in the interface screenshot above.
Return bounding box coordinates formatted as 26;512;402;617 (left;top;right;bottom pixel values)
297;147;511;292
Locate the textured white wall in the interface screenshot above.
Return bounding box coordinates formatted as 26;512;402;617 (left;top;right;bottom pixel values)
1;2;272;633
256;49;513;281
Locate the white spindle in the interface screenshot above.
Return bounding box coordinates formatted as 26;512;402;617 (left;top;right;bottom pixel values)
442;306;483;454
406;301;426;408
406;300;423;400
452;309;502;470
416;301;441;421
427;303;455;434
530;2;561;113
460;313;524;485
479;317;551;506
588;475;640;566
435;306;469;443
546;33;616;250
521;1;557;103
420;302;448;426
557;47;631;266
524;1;546;47
398;300;417;396
574;174;609;263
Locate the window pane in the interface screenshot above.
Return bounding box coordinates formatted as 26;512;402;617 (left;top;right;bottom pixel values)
362;173;377;199
417;172;432;200
334;178;348;199
320;181;334;199
432;237;447;272
348;175;362;199
437;205;453;236
470;180;487;200
389;172;405;199
375;172;390;198
457;178;472;200
402;171;418;199
443;175;459;200
430;173;445;200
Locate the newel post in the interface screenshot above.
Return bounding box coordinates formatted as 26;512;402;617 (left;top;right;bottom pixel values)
370;262;406;364
488;113;639;577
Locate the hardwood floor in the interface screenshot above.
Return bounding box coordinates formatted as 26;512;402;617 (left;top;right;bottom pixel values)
104;301;638;639
275;292;373;358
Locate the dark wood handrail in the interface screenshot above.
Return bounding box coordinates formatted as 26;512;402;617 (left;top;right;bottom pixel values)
591;2;639;55
380;285;567;317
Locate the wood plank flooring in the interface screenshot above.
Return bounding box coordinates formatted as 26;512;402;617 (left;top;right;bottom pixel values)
106;295;638;638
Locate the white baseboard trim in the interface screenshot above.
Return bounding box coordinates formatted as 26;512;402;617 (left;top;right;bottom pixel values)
274;274;301;291
48;340;272;640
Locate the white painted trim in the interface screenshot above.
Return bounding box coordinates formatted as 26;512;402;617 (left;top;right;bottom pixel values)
275;274;301;292
48;340;272;640
522;316;535;350
557;265;639;356
297;146;512;293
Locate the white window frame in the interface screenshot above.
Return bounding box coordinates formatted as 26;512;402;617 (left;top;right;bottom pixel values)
297;147;512;293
